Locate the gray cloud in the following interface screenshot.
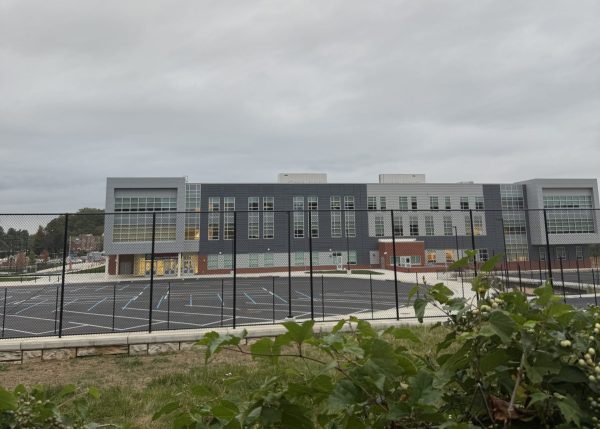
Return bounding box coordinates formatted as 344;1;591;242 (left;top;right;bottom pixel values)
0;0;598;212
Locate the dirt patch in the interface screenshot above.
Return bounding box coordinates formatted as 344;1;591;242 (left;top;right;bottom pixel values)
0;348;254;390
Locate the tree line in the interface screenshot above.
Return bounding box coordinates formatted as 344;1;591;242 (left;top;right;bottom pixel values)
0;208;104;259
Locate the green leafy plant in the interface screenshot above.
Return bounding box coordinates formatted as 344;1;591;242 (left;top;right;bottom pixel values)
0;384;109;429
153;250;597;428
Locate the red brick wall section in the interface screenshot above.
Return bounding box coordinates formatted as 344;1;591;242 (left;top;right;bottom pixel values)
378;241;425;268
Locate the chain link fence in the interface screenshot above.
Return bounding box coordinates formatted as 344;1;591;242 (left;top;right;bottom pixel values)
0;209;599;339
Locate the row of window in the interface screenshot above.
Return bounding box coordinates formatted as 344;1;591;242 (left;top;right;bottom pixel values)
206;251;358;269
538;246;585;261
546;211;595;234
543;195;593;209
368;196;484;211
206;196;356;212
114;197;177;212
374;214;484;237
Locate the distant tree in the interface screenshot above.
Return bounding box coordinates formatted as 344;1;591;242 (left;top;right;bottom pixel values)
38;208;104;255
40;249;49;262
31;225;46;255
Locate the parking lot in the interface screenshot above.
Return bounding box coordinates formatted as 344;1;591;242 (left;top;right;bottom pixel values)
0;276;416;339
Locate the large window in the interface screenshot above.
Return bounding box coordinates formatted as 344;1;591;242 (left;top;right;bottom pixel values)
208;197;220;212
208;213;219;240
399;196;408;211
379;196;387;210
263;197;274;211
263;213;274;239
248;197;259;239
444;196;451;210
345;212;356;237
473;215;483;236
344;196;355;210
294;252;305;266
425;216;434;236
577;246;584;261
367;196;377;211
443;216;453;236
475;197;485;210
330;196;341;211
207;255;218;270
393;213;403;236
429;196;439;210
374;215;384;237
224;197;235;212
293;196;304;211
409;216;419;236
248;213;259;239
308;197;319;238
223;214;234;240
264;253;274;267
248;197;259;211
294;212;304;238
411;197;418;210
249;253;259;268
115;196;177;212
460;197;469;210
545;196;595;234
555;246;566;261
331;212;342;238
224;198;235;240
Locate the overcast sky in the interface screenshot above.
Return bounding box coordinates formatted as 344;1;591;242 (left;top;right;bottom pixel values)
0;0;599;213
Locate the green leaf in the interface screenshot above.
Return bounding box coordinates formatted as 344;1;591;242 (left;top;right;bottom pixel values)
282;320;315;346
191;385;212;397
327;379;364;412
331;319;346;333
211;400;239;421
0;387;16;411
429;283;454;304
488;310;516;343
280;402;314;429
385;327;421;343
448;255;470;271
152;401;180;420
250;337;281;364
198;330;247;363
528;392;549;407
555;396;581;426
414;298;427;323
87;386;100;400
479;350;510;373
409;371;442;405
408;285;420;301
480;253;503;273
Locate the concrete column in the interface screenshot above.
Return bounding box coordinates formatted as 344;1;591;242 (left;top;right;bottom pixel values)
177;253;182;277
115;254;119;277
104;256;109;279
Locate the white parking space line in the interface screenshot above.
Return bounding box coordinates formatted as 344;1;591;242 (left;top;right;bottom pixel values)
262;287;287;303
14;299;49;315
88;297;108;312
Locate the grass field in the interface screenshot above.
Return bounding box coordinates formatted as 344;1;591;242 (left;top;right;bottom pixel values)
0;276;39;282
0;324;446;428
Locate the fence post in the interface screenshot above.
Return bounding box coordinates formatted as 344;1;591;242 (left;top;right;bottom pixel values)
167;281;171;330
369;273;374;319
2;288;6;338
112;283;116;332
469;209;477;278
220;278;224;327
54;283;59;334
390;210;399;320
148;212;157;333
287;211;292;318
538;257;543;285
232;211;237;329
559;258;566;304
593;269;598;306
272;276;275;324
58;213;69;338
543;209;553;286
517;263;522;292
321;275;325;321
308;211;314;320
576;259;582;298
